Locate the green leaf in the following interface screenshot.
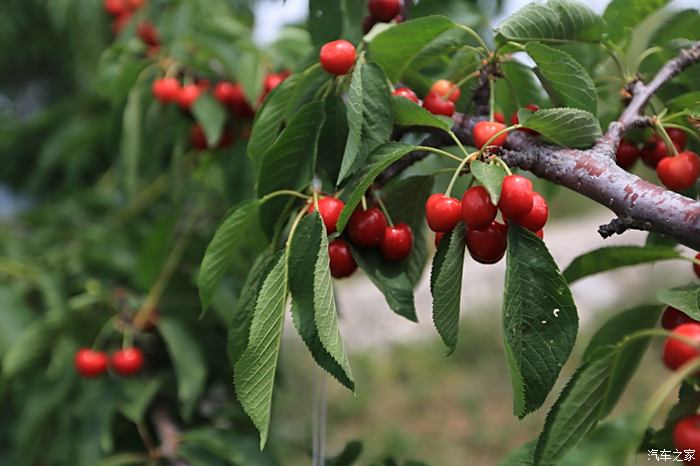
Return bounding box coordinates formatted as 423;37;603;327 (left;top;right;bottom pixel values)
198;200;261;310
234;252;288;449
2;321;55;377
494;0;605;45
500;441;536;466
192;93;227;148
159;316;207;420
338;61;393;183
118;378;162;423
317;95;349;187
495;61;546;118
430;223;466;353
657;284;700;319
370;16;474;82
392;95;452;131
603;0;668;44
0;286;31;358
309;0;343;46
326;440;363;466
337;142;416;232
351;247;417;322
534;305;662;466
180;428;278;466
289;213;354;389
470;160;506;205
526;42;597;114
121;84;143;195
562;245;681;284
519;108;602;148
503;225;578;418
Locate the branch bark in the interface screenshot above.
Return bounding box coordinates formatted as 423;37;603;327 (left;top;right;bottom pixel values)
378;41;700;250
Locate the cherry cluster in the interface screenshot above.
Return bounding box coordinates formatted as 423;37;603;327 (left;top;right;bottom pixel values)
74;347;144;378
103;0;160;53
616;127;699;191
363;0;405;33
311;197;414;279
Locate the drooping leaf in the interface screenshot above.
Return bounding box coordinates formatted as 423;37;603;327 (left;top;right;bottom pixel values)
518;108;602;148
534;306;662;466
562;245;681;284
494;0;605;45
338;61;393;183
657;284;700;319
430;223;466;353
392;95;452;131
470;160;505;205
370;16;475;82
526;42;597;114
289;213;354;389
603;0;668;44
308;0;343;46
503;225;578;418
159;316;207;420
351;247;417;322
317;95;349;188
198;200;262;310
234;252;288;448
337;142;416;232
192;93;226;147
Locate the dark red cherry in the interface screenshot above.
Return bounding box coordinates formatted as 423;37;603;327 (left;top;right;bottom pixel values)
346;207;387;248
380;224;413;261
466;221;508;264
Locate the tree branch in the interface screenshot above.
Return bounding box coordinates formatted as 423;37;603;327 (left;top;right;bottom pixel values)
377;41;700;250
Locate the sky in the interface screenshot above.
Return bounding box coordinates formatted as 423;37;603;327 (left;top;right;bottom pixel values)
252;0;699;44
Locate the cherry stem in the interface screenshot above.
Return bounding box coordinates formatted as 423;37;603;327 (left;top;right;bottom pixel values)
285;207;310;252
491;156;512;176
488;77;495;122
361;194;368;211
456;24;490;54
443;72;479;101
653;120;679;156
447;131;471;159
260;189;312;204
480;124;520;151
164;62;180;79
415;146;464;163
123;329;134;350
374;195;394;227
312;191;319;212
634;46;663;73
662;122;700;143
446;152;478;197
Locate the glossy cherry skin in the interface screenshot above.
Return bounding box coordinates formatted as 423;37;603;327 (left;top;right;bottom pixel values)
137;21;159;47
346;207;387;248
177;84;203;110
263;73;286;93
104;0;128;15
641;135;681;168
429;79;461;103
152;78;181;103
75;348;109;378
422;92;455;117
425;193;462;233
308;197;345;234
535;229;544;239
111;347;145;376
663;323;700;371
328;239;357;278
498;175;534;218
466;221;508;264
215;82;254;118
511;104;540;135
368;0;402;22
662;306;698;331
674;415;700;465
473;121;507;149
615;140;639;169
392;87;419;103
667;127;688;150
494;112;505;124
380;224;413;261
320;40;356;76
461;186;497;230
657;151;700;191
695;253;700;280
509;192;548;232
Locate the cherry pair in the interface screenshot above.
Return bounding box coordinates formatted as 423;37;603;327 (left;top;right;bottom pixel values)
422;80;461;117
74;347;144;378
151;79;208;110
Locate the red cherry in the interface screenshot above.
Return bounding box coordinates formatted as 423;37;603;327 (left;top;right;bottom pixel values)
461;186;497;230
74;348;109;378
424;194;462;233
657;151;700;191
663;323;700;371
535;229;544;239
380;224;413;261
510;192;548;232
429;79;461;103
667;127;688;150
662;306;698;331
473;121;508;149
111;347;145;376
694;253;700;280
328;239;357;278
137;21;159;47
263;73;287;93
368;0;402;22
641;136;681;168
422;92;455;117
308;197;345;234
435;232;444;248
320;40;357;76
346;207;387;248
494;112;505;124
214;81;236;104
177;84;203;110
673;415;700;465
362;15;378;34
615;140;639;169
152;78;181;103
466;221;508;264
392;87;419;104
104;0;128;15
511;104;540;135
498;175;534;218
